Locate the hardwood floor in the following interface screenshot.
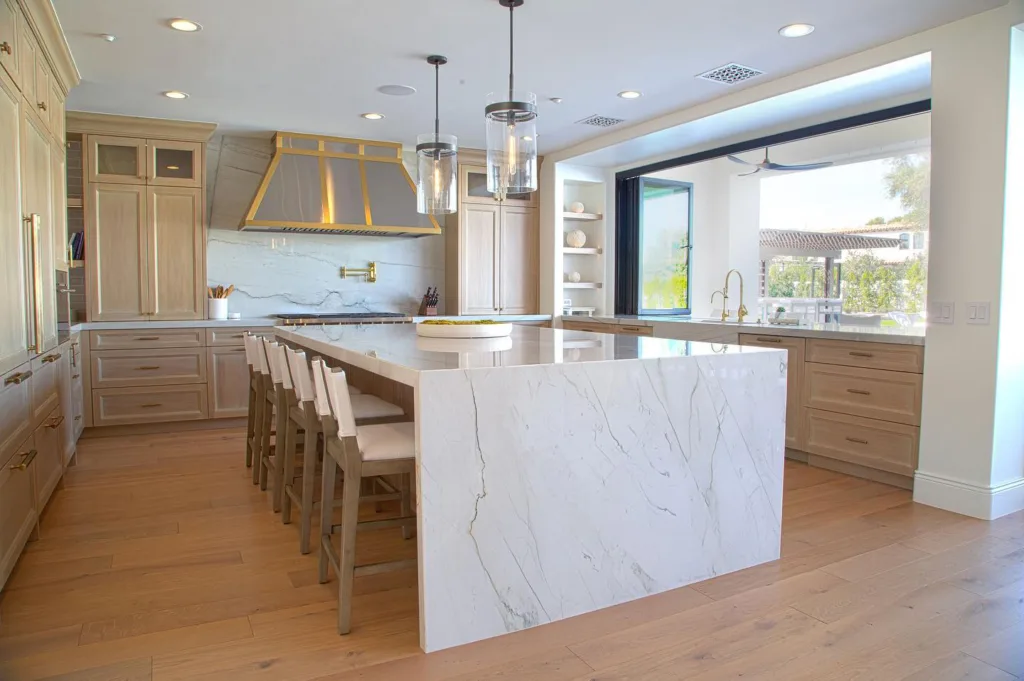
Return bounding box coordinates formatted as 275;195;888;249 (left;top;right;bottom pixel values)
1;427;1022;681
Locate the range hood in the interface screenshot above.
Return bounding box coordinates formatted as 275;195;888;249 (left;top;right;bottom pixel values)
240;132;441;237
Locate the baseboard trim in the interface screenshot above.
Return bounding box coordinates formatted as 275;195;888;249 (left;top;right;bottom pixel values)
82;418;247;439
913;470;1024;519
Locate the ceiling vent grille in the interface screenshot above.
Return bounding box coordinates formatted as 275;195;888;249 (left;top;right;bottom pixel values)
576;114;626;128
697;63;764;85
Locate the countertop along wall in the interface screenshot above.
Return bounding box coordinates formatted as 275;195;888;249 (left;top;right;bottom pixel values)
204;134;446;318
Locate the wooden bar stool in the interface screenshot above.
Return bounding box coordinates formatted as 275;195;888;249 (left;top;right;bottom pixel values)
280;347;407;554
246;334;274;487
262;338;304;513
243;333;260;471
311;358;417;634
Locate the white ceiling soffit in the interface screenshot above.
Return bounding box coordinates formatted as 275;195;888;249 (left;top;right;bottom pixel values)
53;0;1000;153
571;53;933;170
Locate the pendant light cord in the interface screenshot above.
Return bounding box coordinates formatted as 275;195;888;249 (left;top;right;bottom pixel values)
434;62;440;139
508;2;515;101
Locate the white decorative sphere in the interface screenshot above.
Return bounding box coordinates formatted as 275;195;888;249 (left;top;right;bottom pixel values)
569;202;586;213
569;271;582;283
566;229;587;248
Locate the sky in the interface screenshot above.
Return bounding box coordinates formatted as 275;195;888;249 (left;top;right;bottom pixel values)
759;158;905;232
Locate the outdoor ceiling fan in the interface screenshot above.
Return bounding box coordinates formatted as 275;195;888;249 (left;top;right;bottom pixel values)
727;147;834;176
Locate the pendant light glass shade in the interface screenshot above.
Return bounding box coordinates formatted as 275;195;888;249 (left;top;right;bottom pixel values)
485;91;537;196
417;55;458;215
416;133;457;215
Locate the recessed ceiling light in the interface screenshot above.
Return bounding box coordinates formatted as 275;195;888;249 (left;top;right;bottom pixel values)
169;18;202;32
617;90;643;99
100;34;117;42
163;91;189;99
360;112;385;120
378;84;416;96
779;23;815;38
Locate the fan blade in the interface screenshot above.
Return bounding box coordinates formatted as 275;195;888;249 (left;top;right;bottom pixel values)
764;161;834;172
727;155;758;167
738;168;762;177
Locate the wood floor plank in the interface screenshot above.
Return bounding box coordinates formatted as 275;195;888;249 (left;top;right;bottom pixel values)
962;621;1024;678
818;542;929;582
902;652;1017;681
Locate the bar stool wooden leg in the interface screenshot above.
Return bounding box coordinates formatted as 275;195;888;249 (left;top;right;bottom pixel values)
280;413;301;525
258;394;273;490
245;372;257;469
252;375;267;485
299;410;319;554
271;385;289;513
337;450;362;635
318;454;337;584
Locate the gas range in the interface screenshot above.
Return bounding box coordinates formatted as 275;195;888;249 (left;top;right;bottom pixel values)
275;312;412;326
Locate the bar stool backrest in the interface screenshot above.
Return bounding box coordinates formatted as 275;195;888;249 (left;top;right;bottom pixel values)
285;347;315;403
310;357;333;422
262;338;287;387
254;335;271;376
323;367;358;439
272;343;293;390
243;333;258;368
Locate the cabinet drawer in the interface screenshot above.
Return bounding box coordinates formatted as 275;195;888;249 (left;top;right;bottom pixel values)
562;320;613;334
804;362;922;426
205;327;273;347
806;339;924;373
31;350;62;423
92;385;208;426
804;409;919;477
90;328;204;350
616;324;654;337
0;433;38;591
34;407;63;511
91;348;206;389
0;363;33;468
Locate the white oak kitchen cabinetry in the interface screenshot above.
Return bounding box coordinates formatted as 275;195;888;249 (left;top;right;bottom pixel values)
0;67;27;373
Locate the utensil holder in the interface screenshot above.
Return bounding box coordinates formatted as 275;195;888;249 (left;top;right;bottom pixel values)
208;298;228;320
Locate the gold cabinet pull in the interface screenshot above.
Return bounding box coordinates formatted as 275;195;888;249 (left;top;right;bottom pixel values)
849;351;874;358
141;403;162;408
38;101;47;112
232;334;244;338
74;415;82;421
136;336;160;341
46;415;65;429
846;388;871;396
845;437;869;445
134;366;161;371
233;348;246;352
0;42;12;55
755;337;782;344
72;374;80;379
42;352;62;363
10;450;37;471
4;370;33;386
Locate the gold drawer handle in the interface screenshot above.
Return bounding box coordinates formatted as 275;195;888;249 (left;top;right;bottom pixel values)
10;450;37;471
756;337;782;344
135;366;161;371
232;334;244;338
846;388;871;396
38;101;47;112
233;348;246;352
5;371;28;386
46;415;65;429
72;374;80;379
42;353;61;363
0;42;12;55
849;351;874;358
74;415;82;421
845;437;869;445
136;336;161;341
141;403;162;408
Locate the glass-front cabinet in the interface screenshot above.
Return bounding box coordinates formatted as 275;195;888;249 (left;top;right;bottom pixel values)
88;136;202;187
460;165;537;206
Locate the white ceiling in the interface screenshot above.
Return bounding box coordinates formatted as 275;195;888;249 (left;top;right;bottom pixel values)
54;0;1003;153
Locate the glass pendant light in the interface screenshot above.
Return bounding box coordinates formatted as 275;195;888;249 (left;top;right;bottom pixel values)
417;55;458;215
485;0;537;198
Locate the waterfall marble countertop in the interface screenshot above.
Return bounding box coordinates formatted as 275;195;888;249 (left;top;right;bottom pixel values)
278;323;787;652
583;315;926;346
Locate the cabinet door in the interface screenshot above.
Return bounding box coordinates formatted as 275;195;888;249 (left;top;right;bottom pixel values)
739;334;806;450
22;108;55;352
461;203;500;315
146;186;204;320
207;346;249;418
147;139;202;187
499;206;538;315
48;82;63;140
51;138;67;271
0;69;26;371
33;407;62;510
32;49;48;128
0;435;38;590
86;183;148;320
0;362;32;466
15;12;34;104
0;0;20;88
58;349;74;464
86;134;146;185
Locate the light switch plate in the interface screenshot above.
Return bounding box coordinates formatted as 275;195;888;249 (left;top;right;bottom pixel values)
966;301;991;325
929;301;954;325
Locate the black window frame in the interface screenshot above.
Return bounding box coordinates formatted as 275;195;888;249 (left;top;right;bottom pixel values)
630;177;694;316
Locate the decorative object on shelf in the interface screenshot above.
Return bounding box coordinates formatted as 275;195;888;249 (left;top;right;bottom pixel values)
340;262;377;283
419;287;440;316
565;229;587;248
417;320;514;338
485;0;538;198
566;271;582;283
417;56;458;215
569;201;585;213
207;284;234;320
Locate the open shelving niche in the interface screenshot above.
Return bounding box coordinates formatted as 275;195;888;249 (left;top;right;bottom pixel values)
66;134;87;322
560;178;607;317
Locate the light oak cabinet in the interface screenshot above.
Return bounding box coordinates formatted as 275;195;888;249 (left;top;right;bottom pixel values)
207;345;250;418
0;362;33;465
21;107;56;353
499;206;539;315
87;135;202;187
33;405;61;510
0;68;26;372
0;0;20;87
739;334;806;450
51;137;67;271
0;433;38;590
14;10;33;102
92;384;208;426
460;203;500;315
146;185;204;320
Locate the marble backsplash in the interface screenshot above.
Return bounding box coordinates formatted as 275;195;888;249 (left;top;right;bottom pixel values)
205;134;445;317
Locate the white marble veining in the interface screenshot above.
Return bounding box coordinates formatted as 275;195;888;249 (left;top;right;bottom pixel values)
278;324;786;652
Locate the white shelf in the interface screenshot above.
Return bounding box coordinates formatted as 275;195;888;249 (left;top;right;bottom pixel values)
564;282;603;289
563;212;603;222
563;247;602;255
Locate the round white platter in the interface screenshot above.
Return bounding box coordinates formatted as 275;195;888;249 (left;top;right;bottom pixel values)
415;322;514;339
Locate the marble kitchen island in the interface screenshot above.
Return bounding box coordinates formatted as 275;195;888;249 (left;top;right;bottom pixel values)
275;324;787;652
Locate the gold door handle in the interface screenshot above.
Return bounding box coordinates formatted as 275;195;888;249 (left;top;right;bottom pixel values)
0;42;11;55
136;336;160;341
25;214;43;353
10;450;37;471
42;352;61;363
846;388;871;396
46;415;65;429
755;337;782;344
38;101;47;112
140;403;162;408
849;351;874;358
134;366;161;371
845;437;869;445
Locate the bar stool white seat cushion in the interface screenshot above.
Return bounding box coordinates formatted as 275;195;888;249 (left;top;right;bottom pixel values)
350;394;405;420
356;422;416;461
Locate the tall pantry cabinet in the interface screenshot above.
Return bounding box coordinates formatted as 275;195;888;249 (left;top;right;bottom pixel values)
68;114;215;322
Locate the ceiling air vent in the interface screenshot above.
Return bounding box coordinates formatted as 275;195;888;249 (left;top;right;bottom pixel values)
576;114;626;128
697;63;764;85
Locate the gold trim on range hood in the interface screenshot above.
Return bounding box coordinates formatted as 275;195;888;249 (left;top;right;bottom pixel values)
240;132;441;237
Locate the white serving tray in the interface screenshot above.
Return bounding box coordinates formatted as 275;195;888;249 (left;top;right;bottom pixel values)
416;322;514;339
